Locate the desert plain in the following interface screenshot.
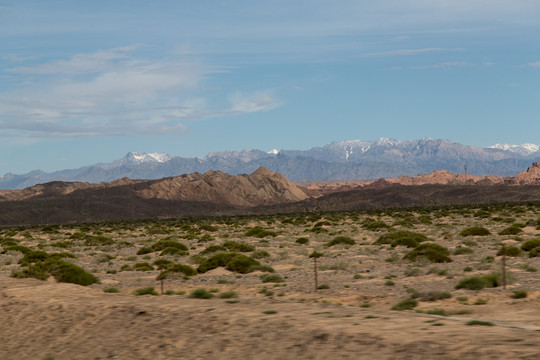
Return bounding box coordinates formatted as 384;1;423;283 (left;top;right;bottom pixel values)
1;203;539;359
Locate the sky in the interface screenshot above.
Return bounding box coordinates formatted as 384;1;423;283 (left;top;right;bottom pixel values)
1;0;539;175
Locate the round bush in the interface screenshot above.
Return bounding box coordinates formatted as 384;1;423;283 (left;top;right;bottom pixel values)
455;276;487;290
529;247;540;258
225;254;260;274
167;263;197;276
260;274;284;283
50;261;100;286
133;287;159;296
403;243;452;263
374;230;428;247
498;226;523;235
391;298;418;311
295;237;309;245
189;288;214;299
222;240;255;252
326;236;355;247
460;226;490;236
197;252;260;274
496;246;521;257
521;239;540;252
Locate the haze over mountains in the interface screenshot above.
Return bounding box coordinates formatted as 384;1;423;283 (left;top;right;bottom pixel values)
2;138;539;190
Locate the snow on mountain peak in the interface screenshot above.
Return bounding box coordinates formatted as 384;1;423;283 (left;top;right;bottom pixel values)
488;143;540;156
268;149;279;155
125;152;172;164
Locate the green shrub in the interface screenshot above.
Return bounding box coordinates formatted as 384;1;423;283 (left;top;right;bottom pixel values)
454;246;474;255
160;247;188;256
249;265;275;273
154;259;173;268
18;250;50;265
295;237;309;245
167;263;197;276
326;236;355;247
260;274;284;283
199;223;218;232
49;261;99;286
83;235;115;246
136;246;153;255
391;298;418;311
374;230;428;248
455;274;501;290
498;226;523;235
3;245;32;254
226;254;261;274
189;288;214;299
496;246;521;257
466;320;494;326
521;239;540;251
134;262;154;271
197;252;261;274
529;247;540;257
460;226;490;236
403;243;452;263
244;227;277;238
120;264;133;271
362;220;390;231
251;250;270;259
103;287;120;293
222;240;255;252
133;287;159;296
219;291;238;299
317;284;330;290
200;245;227;255
511;290;528;299
152;239;188;252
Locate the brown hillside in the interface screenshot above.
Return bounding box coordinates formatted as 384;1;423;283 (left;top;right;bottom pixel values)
136;167;308;207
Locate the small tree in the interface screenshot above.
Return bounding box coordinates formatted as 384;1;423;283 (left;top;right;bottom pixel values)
309;251;323;292
156;270;168;295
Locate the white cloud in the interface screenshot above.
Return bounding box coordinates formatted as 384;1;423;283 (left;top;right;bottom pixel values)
229;92;281;114
522;61;540;67
7;46;139;75
0;47;281;138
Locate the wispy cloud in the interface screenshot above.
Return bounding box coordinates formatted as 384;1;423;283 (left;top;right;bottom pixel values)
363;48;451;57
0;47;281;138
409;61;471;69
521;61;540;68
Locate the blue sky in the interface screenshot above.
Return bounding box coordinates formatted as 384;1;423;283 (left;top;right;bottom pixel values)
1;0;539;175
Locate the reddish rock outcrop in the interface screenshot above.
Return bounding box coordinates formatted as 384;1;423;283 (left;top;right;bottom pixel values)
513;162;540;185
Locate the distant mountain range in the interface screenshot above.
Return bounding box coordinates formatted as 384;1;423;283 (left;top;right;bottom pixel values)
1;138;539;189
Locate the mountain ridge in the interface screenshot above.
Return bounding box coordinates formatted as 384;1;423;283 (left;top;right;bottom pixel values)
2;138;539;190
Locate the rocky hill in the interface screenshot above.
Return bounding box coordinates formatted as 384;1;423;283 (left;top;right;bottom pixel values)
0;167;308;225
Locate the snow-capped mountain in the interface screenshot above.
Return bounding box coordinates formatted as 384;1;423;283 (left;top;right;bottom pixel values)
119;152;172;165
1;138;539;189
488;143;540;157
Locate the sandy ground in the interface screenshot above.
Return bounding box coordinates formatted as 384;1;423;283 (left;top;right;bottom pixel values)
2;206;540;359
1;275;539;360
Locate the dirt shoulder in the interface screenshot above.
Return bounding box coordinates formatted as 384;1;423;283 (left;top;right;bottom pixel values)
1;275;539;360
